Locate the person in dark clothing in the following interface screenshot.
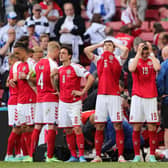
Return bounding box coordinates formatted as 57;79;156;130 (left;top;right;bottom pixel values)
54;1;85;63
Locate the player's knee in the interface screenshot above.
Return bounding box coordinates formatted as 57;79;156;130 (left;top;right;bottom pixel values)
95;123;105;130
148;123;157;131
73;126;82;134
64;128;73;134
113;122;122;130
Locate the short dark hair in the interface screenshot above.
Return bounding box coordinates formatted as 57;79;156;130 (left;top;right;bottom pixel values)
61;45;72;56
104;40;115;48
14;41;28;51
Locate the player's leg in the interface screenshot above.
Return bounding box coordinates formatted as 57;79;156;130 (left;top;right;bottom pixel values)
113;123;125;162
110;95;125;162
91;95;107;162
147;123;157;162
70;101;86;162
5;127;21;161
64;128;78;162
146;97;158;162
130;96;144;162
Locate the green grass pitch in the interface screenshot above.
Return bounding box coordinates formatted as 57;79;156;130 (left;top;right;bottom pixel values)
0;162;168;168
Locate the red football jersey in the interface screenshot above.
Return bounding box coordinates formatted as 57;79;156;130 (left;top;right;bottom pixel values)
93;51;123;95
17;58;36;104
131;58;158;98
35;58;59;103
59;63;90;103
115;33;134;50
8;61;21;105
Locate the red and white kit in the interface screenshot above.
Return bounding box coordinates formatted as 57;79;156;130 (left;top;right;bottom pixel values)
115;33;134;50
35;58;59;124
17;58;36;125
8;61;21;126
58;63;90;128
121;7;141;36
92;51;124;123
129;58;159;123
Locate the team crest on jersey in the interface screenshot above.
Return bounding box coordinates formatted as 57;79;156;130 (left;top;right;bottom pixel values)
109;55;113;60
66;69;71;75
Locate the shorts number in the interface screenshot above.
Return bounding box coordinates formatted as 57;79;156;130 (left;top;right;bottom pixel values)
151;112;157;121
142;67;148;75
38;72;44;89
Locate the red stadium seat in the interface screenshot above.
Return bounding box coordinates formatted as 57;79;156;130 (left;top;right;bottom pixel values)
145;9;159;21
148;0;168;6
115;0;122;8
106;21;123;31
141;21;150;32
139;32;154;42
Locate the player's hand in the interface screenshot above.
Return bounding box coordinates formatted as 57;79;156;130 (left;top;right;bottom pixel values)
59;28;70;34
72;90;84;97
146;42;153;53
53;91;60;96
137;43;144;57
8;79;16;88
19;72;27;79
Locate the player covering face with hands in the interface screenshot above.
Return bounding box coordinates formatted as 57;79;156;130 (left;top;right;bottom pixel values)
129;42;160;162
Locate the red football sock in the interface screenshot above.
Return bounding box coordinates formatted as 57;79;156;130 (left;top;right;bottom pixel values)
30;129;40;157
21;133;28;156
132;130;140;155
47;129;56;158
15;134;21;155
149;130;157;155
24;132;33;155
7;132;19;155
116;129;124;156
76;133;84;157
66;132;77;157
95;130;104;157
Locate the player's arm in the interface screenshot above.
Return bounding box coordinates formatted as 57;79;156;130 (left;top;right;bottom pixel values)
50;68;59;92
84;43;104;60
114;42;129;59
147;42;160;72
128;43;143;72
72;74;95;97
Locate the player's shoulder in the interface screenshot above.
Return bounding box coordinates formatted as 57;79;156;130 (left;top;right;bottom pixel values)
70;62;84;69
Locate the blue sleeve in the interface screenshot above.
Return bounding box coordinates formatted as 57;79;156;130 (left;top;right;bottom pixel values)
157;63;166;96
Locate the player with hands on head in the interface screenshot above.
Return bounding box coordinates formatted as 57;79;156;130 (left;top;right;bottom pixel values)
84;40;128;162
129;42;160;162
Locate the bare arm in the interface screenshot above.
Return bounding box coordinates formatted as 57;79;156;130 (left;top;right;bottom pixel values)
72;74;95;96
84;43;103;60
50;68;59;92
128;43;143;72
114;42;129;59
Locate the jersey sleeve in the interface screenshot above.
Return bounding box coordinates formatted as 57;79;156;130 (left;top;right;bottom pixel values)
48;58;58;72
72;64;90;78
116;55;126;66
